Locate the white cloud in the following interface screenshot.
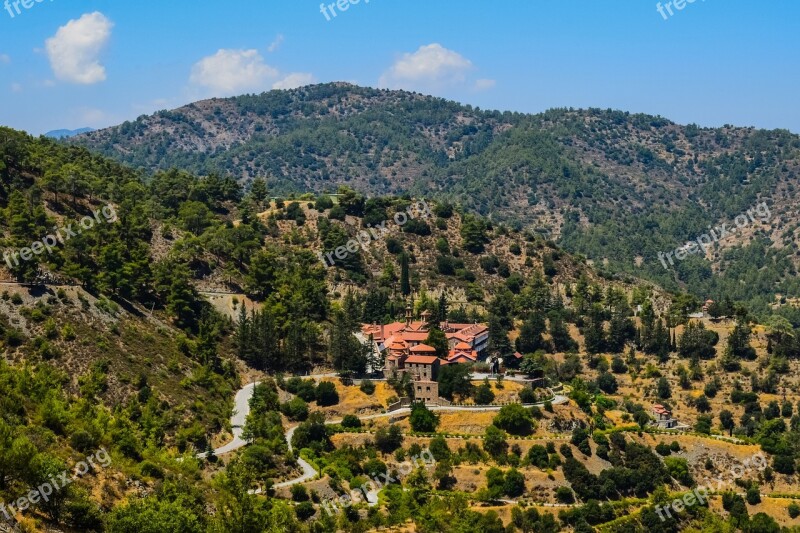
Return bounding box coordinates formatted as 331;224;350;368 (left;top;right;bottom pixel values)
190;48;315;96
267;34;284;53
190;48;279;96
45;12;113;84
379;43;474;91
474;78;496;91
10;83;22;93
272;72;315;90
0;54;10;64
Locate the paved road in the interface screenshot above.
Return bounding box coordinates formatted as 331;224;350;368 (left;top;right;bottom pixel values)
196;382;258;459
205;376;569;488
272;425;318;489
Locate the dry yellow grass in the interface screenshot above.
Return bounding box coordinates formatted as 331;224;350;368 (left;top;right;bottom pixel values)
316;379;396;417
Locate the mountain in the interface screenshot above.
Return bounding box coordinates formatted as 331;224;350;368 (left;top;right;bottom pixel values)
72;83;800;321
5;125;800;532
45;127;95;139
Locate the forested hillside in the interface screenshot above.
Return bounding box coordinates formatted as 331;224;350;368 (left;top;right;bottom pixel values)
8;126;800;531
72;83;800;320
0;126;669;530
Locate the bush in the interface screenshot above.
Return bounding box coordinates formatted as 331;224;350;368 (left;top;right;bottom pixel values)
664;457;693;486
556;486;575;503
474;380;495;405
374;425;404;453
519;388;537;403
694;415;713;434
291;485;309;502
69;430;96;452
281;398;309;421
295;501;315;521
745;485;761;505
527;445;549;469
655;442;672;456
139;461;164;479
285;377;317;401
341;414;362;429
410;403;440;433
503;468;525;497
559;443;573;459
493;404;535;436
316;382;339;406
359;379;376;394
788;502;800;518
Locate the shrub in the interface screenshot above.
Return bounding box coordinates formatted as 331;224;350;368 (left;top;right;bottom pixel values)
556;486;575;503
493;404;535;436
503;468;525;497
295;501;315;521
788;502;800;518
69;430;96;452
519;388;537;403
281;398;309;421
559;443;573;459
139;461;165;479
527;445;549;469
745;485;761;505
374;425;403;453
291;485;309;502
655;442;672;456
315;382;339;406
359;379;376;394
341;415;362;429
410;403;440;433
474;380;495;405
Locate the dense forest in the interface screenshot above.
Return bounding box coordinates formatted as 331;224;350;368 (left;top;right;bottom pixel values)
6;121;800;531
72;83;800;320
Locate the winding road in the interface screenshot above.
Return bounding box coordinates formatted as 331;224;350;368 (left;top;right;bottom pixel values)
201;376;568;490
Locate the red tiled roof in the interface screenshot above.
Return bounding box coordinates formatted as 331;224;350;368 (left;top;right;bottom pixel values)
455;342;472;350
405;355;440;365
410;343;437;353
447;353;477;363
447;349;478;363
389;340;407;351
401;332;430;342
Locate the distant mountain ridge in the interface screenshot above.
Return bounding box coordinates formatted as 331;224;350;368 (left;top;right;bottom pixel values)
70;83;800;316
46;127;95;139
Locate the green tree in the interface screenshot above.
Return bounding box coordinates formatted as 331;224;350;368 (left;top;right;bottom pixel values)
437;363;473;400
483;425;508;458
425;327;450;359
503;468;526;497
409;403;440;433
474;379;496;404
400;252;411;296
656;377;671;399
493;404;535;436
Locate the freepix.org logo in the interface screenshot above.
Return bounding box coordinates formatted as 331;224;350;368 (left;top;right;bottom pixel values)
3;204;118;270
0;448;112;521
4;0;54;19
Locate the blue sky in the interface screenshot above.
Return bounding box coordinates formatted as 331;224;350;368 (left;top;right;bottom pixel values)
0;0;798;135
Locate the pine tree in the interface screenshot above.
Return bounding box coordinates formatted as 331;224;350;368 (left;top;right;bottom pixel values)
400;252;411;296
330;309;367;374
516;313;546;354
249;176;269;208
549;312;577;352
584;305;606;355
437;292;449;323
